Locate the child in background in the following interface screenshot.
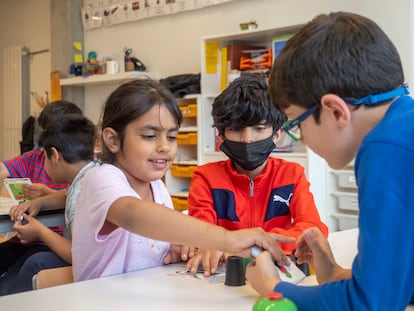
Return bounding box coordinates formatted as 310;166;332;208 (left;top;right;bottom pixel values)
246;12;414;310
8;114;98;293
0;100;83;199
187;73;327;275
0;100;83;295
71;79;293;281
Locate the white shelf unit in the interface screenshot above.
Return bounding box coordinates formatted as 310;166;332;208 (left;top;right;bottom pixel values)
328;161;359;232
60;71;162;126
164;95;200;212
199;25;339;231
60;71;160;86
199;25;307;164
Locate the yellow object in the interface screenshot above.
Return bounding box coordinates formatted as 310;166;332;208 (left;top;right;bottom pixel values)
205;42;219;74
50;71;61;101
74;54;83;64
73;42;82;51
309;264;315;275
220;46;227;91
179;104;197;117
170;165;197;178
172;197;188;211
177;133;197;145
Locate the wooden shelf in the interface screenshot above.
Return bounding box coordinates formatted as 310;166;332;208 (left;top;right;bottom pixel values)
60;71;160;86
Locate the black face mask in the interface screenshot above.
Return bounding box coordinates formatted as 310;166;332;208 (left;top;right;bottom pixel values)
219;135;275;171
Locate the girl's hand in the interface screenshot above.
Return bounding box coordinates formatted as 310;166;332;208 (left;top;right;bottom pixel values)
225;228;295;267
163;244;186;265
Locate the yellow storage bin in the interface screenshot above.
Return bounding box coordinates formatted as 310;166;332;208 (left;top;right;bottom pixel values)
177;132;197;145
172;196;188;211
170;164;197;178
179;104;197;117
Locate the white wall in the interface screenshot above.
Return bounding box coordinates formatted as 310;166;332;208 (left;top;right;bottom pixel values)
0;0;51;160
82;0;413;122
0;0;413;157
84;0;413;83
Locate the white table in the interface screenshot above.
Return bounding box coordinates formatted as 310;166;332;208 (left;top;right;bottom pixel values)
0;228;412;310
0;196;65;233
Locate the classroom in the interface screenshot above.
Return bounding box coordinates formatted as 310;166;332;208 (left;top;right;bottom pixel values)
0;0;413;310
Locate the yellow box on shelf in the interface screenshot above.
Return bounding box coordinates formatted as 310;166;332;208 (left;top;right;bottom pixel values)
179;104;197;117
172;196;188;211
170;164;197;178
177;132;197;145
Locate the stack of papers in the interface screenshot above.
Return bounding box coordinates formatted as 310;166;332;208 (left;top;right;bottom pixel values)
0;196;17;215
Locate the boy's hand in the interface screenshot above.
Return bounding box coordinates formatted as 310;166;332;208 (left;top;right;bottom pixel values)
225;228;295;267
13;214;46;243
246;251;281;296
295;227;349;284
22;183;55;200
9;200;41;221
186;248;224;276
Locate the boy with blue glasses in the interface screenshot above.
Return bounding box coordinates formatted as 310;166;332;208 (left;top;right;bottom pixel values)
246;12;414;310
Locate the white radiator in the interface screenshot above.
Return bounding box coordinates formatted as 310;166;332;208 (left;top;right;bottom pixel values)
1;46;27;159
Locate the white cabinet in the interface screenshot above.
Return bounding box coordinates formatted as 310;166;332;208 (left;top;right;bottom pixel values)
329;162;359;232
199;25;342;232
164;95;200;212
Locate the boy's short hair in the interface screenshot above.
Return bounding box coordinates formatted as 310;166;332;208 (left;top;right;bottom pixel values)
38;100;83;130
40;114;96;164
212;73;286;136
269;12;405;122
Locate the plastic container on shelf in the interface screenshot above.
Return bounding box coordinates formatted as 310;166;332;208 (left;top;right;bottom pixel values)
172;196;188;211
179;104;197;117
177;132;197;145
332;170;357;189
332;212;359;230
170;164;197;178
332;191;359;212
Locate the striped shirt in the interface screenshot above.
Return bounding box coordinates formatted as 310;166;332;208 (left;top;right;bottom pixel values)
3;148;68;243
3;148;68;190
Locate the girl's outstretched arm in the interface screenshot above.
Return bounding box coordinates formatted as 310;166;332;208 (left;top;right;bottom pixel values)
106;196;294;267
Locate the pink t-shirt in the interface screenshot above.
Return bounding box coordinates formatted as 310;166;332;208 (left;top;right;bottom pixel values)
72;164;172;282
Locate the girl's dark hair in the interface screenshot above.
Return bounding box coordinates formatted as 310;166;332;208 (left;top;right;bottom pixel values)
99;78;182;164
40;114;96;163
269;12;405;122
212;73;286;136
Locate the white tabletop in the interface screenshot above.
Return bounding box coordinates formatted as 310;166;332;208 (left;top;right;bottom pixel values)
0;228;412;310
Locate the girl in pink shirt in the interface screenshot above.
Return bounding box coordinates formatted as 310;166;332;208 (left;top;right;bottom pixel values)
72;79;293;281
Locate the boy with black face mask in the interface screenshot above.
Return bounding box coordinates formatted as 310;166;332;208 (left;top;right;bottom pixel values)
187;73;328;276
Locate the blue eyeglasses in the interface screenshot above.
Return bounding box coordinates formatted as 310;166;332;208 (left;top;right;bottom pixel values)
282;105;319;142
282;85;409;142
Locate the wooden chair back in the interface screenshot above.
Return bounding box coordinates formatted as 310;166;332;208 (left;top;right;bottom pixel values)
33;266;73;290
